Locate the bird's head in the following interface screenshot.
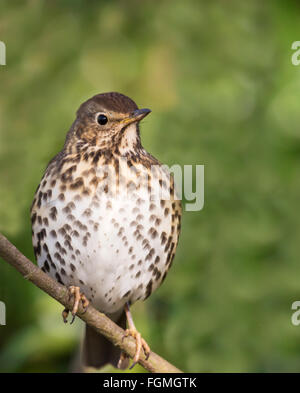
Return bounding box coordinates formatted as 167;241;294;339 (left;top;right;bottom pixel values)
67;92;151;152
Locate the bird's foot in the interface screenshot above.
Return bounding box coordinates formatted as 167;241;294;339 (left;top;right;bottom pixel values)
62;286;89;324
122;328;151;369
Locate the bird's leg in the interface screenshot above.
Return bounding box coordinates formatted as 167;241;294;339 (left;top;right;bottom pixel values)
62;286;89;324
122;302;151;369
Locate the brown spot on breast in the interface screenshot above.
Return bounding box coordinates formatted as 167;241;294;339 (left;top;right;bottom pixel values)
67;202;76;210
160;231;167;245
55;272;64;285
148;227;158;239
65;233;71;241
64;239;73;251
63;206;71;214
50;207;57;221
70;263;76;272
137;198;145;205
146;248;155;261
123;290;131;298
169;252;176;268
155;218;161;226
117;227;124;236
58;228;66;236
148;264;154;271
82;235;88;246
166;242;175;263
161;271;167;283
43;260;50;272
83;208;92;217
47;254;55;269
37;229;46;241
145;279;153;299
152;265;160;279
43;243;49;253
31;213;37;225
70;177;84;190
90;176;99;187
82;188;91;196
164;236;172;252
33;244;41;258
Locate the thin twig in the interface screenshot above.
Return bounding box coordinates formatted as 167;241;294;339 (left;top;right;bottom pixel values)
0;232;182;373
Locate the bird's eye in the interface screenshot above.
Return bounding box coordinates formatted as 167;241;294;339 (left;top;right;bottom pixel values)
97;114;108;125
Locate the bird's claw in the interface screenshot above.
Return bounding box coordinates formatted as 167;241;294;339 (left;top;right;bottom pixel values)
62;286;89;324
122;328;151;368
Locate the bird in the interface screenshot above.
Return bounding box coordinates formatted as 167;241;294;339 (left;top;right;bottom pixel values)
30;92;181;369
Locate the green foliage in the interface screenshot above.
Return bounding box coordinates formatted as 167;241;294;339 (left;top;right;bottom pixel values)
1;0;300;372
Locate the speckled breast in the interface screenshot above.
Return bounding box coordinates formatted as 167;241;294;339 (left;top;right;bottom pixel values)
31;149;181;314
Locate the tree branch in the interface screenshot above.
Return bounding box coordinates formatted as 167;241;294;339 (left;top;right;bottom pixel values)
0;232;182;373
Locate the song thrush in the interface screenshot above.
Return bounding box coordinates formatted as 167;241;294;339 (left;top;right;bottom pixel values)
30;92;181;369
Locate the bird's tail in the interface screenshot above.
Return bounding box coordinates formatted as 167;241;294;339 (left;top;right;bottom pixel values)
82;311;129;370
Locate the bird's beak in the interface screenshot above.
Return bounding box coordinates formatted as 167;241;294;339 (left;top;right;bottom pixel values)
121;108;151;126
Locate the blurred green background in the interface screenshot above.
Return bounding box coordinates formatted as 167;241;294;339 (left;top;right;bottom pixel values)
1;0;300;373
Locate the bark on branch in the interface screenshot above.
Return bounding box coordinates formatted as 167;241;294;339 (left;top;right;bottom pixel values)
0;232;182;373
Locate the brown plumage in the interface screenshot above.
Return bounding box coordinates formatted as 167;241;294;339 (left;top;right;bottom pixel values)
31;92;181;369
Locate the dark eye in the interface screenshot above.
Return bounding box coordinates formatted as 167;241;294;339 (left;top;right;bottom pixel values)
97;114;108;125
